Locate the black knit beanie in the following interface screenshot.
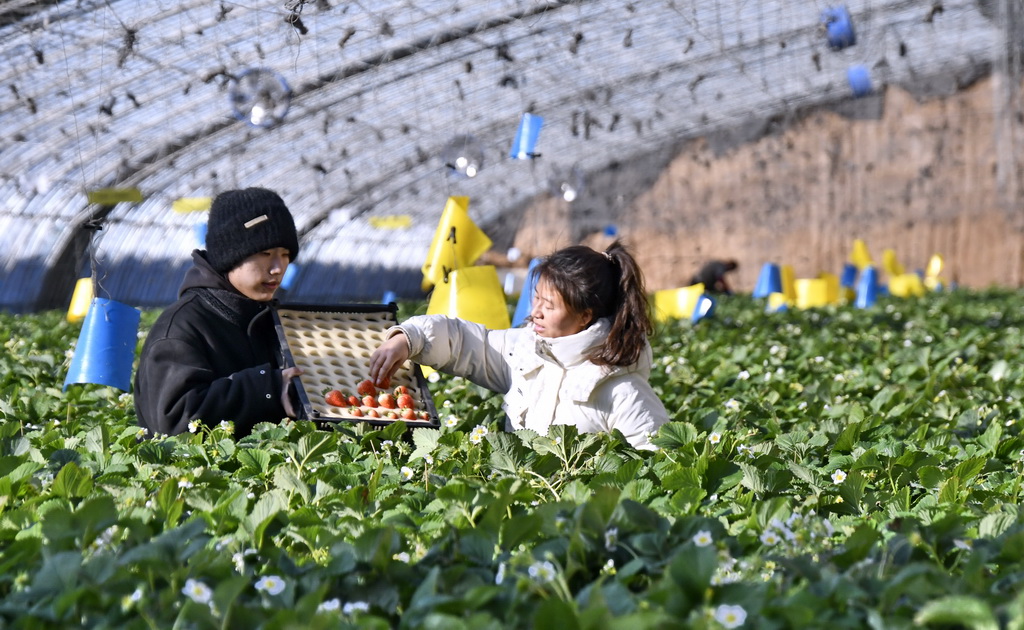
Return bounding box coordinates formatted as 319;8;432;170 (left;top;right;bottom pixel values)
205;187;300;273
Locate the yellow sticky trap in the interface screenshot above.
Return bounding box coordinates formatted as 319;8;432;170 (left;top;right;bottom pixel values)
173;197;212;213
653;284;705;322
795;278;829;309
818;272;840;304
890;273;925;297
882;249;905;278
781;265;796;301
421;197;493;291
369;215;412;230
925;254;944;279
67;277;93;323
850;239;873;270
87;188;143;205
426;265;511;330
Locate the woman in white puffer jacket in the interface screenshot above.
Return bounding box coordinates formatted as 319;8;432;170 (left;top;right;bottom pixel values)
369;241;669;450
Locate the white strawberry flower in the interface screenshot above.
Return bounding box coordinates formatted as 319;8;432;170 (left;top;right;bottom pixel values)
692;530;713;547
182;578;212;604
714;604;747;628
254;575;286;596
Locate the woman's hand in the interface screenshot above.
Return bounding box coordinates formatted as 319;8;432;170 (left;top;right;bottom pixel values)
369;333;410;388
281;366;304;417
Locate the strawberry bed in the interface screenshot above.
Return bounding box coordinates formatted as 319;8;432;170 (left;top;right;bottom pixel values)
0;290;1022;628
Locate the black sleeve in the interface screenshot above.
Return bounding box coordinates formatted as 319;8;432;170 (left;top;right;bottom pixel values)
135;335;286;436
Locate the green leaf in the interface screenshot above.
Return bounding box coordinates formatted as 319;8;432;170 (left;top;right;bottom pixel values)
533;599;580;630
669;487;707;514
244;489;288;548
30;550;82;594
651;422;698;449
274;466;311;504
237;448;271;475
833;422;863;453
738;463;766;495
914;595;998;630
918;466;945;490
668;544;717;599
501;513;542;551
832;524;880;569
296;432;335;464
978;511;1016;539
977;421;1002;454
838;470;868;511
51;461;93;499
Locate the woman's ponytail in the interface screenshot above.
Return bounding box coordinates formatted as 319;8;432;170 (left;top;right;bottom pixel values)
534;240;653;367
593;241;653;366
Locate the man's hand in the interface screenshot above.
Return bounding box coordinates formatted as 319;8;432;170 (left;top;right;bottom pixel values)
281;366;304;417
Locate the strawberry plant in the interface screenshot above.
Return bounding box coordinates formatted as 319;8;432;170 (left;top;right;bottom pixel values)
0;290;1022;628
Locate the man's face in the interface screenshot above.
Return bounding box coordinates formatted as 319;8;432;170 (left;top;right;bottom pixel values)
226;247;290;301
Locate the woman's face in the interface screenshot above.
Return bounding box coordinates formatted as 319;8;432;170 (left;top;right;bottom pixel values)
227;247;291;301
530;277;590;338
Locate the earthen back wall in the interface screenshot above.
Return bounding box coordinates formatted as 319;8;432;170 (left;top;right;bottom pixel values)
512;77;1024;292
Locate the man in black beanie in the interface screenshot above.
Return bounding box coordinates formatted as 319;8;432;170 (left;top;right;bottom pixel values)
134;187;304;437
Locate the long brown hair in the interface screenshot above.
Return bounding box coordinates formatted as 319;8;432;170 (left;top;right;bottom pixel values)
533;240;653;366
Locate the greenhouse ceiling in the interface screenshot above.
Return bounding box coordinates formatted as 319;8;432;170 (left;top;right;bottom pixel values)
0;0;1003;311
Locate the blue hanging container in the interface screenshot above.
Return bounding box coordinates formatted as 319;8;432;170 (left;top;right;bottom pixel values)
382;290;398;305
847;65;873;97
822;6;856;50
281;263;300;291
509;113;544;160
194;222;208;248
64;298;142;392
511;258;542;327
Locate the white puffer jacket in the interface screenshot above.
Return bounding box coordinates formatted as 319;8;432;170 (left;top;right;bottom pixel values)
391;315;669;450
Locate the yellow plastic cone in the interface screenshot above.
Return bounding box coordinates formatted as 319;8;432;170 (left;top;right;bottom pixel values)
421;197;492;291
850;239;873;270
882;249;904;278
67;277;94;323
653;284;705;322
781;265;796;301
426;265;510;330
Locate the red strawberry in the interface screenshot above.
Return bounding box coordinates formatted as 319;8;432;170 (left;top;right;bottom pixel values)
418;411;430;420
349;406;364;417
401;408;416;420
362;395;378;408
325;390;346;407
366;408;380;418
357;379;377;397
396;393;415;409
385;411;399;420
347;394;360;407
393;385;410;396
378;393;396;409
